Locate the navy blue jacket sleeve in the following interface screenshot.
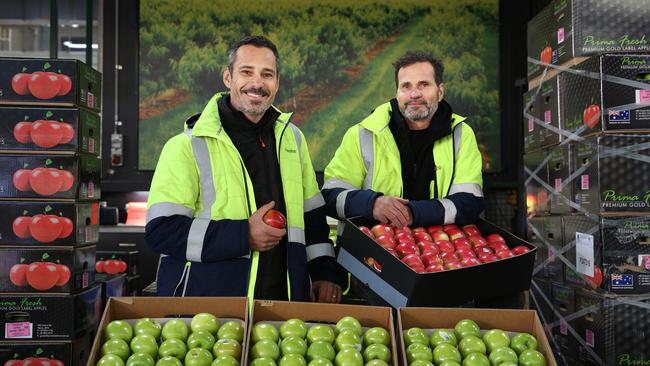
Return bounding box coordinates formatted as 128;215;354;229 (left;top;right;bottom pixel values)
145;215;250;262
303;203;347;288
321;187;382;220
409;193;485;227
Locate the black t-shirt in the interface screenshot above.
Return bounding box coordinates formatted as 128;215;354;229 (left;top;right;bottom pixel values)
218;95;288;300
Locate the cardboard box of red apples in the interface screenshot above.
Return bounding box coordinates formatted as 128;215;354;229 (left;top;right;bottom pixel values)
0;58;101;112
337;219;536;307
0;106;101;155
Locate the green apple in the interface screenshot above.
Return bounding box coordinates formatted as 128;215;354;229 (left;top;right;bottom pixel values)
279;354;307;366
307;325;336;344
105;320;134;343
363;327;389;347
211;355;239;366
191;313;219;335
335;329;362;352
518;349;546;366
432;343;461;365
482;329;510;353
458;335;486;358
403;327;428;347
488;347;517;365
155;357;182;366
334;348;363;366
453;319;480;340
102;338;131;361
494;363;517;366
134;318;162;339
97;354;126;366
430;329;457;348
408;360;433;366
126;352;155;366
362;343;391;363
406;343;432;364
280;319;309;339
510;333;538;355
281;336;308;356
438;362;461;366
185;348;214;366
212;338;242;360
162;319;189;342
158;338;188;359
217;320;245;342
130;334;158;359
364;360;390;366
335;317;363;336
461;352;489;366
307;358;333;366
252;339;281;361
188;330;216;351
306;341;335;362
250;358;277;366
252;323;280;343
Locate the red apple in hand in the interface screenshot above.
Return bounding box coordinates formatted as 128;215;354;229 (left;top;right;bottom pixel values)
376;234;397;250
263;209;286;229
512;245;531;255
583;104;601;129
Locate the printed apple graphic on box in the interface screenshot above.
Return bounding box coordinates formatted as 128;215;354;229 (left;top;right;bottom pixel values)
540;46;552;65
8;253;71;290
11;63;72;99
12;159;75;196
11;111;75;147
582;103;601;129
12;206;73;243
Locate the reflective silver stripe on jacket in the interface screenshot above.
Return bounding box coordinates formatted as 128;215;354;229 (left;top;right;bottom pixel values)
322;178;357;190
359;128;374;189
186;134;217;263
304;193;325;212
146;202;194;224
289;123;303;168
288;227;306;245
336;189;353;218
306;242;336;260
438;198;458;224
453;123;462;157
449;183;484;197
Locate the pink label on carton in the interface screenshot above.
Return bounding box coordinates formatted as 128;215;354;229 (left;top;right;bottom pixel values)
88;182;95;198
83;271;89;288
544;110;551;124
586;329;595;347
557;27;565;43
555;178;562;191
581;175;590;190
528;118;534;132
637;90;650;104
5;322;32;338
86;226;93;242
89;138;95;153
560;320;568;335
88;92;95;108
548;248;556;260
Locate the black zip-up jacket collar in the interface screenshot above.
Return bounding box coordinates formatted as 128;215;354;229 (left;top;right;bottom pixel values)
388;98;454;200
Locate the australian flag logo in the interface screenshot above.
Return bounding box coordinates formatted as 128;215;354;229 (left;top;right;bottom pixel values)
608;109;630;122
611;274;633;287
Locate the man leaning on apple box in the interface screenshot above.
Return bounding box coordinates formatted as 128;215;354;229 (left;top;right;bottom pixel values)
145;35;346;303
322;51;523;308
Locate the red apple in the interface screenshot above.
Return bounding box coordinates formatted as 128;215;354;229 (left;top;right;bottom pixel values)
475;246;494;257
455;248;476;259
478;254;497;263
446;228;465;241
412;227;426;233
462;224;481;237
444;261;463;270
359;226;374;238
402;254;424;270
443;224;459;232
371;224;393;238
585;265;603;289
396;242;419;257
431;231;450;242
489;242;509;252
441;251;459;263
413;231;432;243
425;264;444;273
486;233;506;244
262;209;286;229
375;234;397;250
512;245;531;255
426;225;443;234
386;248;399;258
417;240;438;255
496;249;515;259
420;251;443;267
452;238;472;250
436;240;455;254
460;257;481;267
468;235;488;248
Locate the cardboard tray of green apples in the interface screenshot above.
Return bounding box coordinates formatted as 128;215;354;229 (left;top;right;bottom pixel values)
95;314;246;366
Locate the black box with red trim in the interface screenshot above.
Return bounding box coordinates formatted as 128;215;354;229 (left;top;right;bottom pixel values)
0;331;95;366
0;106;100;155
571;135;650;214
0;245;95;293
96;250;138;276
0;154;100;200
336;218;536;307
560;55;650;138
527;1;650;80
0;201;99;246
0;284;100;341
0;58;101;112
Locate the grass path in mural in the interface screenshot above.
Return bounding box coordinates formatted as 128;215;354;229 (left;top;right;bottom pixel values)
138;99;205;169
300;18;427;171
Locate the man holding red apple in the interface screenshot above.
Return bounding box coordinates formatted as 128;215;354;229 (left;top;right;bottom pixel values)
323;51;484;234
146;36;345;303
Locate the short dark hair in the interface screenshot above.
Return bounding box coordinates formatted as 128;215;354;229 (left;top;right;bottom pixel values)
227;35;280;75
393;51;443;87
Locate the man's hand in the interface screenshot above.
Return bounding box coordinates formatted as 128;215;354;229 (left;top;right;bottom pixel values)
311;280;342;303
248;201;286;251
373;196;412;228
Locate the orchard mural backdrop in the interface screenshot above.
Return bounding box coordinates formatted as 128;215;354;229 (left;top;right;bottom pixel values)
139;0;499;172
